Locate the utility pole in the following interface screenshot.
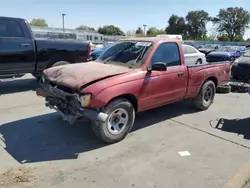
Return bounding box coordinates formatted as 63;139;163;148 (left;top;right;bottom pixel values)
62;13;65;33
143;24;147;36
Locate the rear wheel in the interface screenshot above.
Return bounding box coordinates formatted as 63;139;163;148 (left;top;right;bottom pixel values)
91;98;135;144
193;80;216;110
196;59;202;65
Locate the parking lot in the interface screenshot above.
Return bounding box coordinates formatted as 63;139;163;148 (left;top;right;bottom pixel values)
0;74;250;188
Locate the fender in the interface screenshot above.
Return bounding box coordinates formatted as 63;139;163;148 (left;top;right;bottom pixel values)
89;81;140;108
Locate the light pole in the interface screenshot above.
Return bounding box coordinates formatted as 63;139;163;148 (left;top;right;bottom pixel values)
62;13;65;33
143;24;147;36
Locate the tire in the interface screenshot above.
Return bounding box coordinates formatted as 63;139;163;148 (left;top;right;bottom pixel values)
91;98;135;144
193;80;216;110
196;59;202;65
52;61;70;67
216;85;231;94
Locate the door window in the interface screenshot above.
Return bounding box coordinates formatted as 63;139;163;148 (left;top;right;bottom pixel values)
185;46;197;54
150;42;181;67
0;20;24;37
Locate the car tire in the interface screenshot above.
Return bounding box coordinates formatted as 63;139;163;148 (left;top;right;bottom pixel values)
193;80;216;110
52;61;70;67
196;59;202;65
216;84;231;94
91;98;135;144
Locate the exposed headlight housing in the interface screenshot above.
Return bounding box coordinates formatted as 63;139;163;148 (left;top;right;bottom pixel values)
79;94;92;107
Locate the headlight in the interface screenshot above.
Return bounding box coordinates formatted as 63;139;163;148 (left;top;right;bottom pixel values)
79;94;91;107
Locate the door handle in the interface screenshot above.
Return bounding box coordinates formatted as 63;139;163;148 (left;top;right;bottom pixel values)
20;43;30;47
177;72;184;77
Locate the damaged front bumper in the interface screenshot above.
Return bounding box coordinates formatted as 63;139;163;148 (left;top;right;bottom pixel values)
36;83;108;124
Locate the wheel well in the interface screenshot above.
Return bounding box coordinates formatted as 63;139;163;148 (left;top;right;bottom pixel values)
109;94;138;112
206;77;218;87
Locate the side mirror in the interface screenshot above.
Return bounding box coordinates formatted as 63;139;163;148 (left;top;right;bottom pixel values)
149;62;167;71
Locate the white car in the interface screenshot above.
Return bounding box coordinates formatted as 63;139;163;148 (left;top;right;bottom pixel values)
182;44;206;65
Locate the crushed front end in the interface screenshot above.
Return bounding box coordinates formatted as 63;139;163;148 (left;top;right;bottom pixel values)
36;75;108;124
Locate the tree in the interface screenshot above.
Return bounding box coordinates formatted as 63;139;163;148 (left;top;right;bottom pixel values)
147;27;166;37
212;7;250;41
135;27;143;35
185;10;211;40
76;25;95;31
126;30;135;36
165;14;186;36
30;18;48;27
217;34;230;41
97;25;125;36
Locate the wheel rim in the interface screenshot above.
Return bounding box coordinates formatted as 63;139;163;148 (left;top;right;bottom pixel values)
107;108;129;135
204;87;213;102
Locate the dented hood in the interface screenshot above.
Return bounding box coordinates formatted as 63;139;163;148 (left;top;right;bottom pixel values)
43;61;130;90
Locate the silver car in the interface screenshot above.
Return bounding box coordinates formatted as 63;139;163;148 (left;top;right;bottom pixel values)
182;44;206;65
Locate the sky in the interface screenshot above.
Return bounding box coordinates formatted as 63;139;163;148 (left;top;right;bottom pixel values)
2;0;250;39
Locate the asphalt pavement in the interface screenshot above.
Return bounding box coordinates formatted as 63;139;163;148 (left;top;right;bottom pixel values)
0;74;250;188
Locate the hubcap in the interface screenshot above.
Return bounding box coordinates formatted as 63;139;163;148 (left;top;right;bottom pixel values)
204;87;213;102
107;108;129;135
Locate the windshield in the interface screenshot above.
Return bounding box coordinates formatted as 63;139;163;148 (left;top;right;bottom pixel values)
96;41;153;68
216;46;237;52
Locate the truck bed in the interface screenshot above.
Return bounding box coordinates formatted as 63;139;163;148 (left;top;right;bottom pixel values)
185;61;231;98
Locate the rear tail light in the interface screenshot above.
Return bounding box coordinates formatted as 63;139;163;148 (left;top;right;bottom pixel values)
88;44;91;56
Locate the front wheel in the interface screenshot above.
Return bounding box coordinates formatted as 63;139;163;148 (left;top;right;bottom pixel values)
91;98;135;144
193;80;216;110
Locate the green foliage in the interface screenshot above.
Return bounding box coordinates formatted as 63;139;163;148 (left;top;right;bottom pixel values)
217;34;230;41
30;18;48;27
212;7;250;41
165;15;186;35
185;10;211;40
76;25;95;31
147;27;166;37
97;25;125;36
135;27;143;35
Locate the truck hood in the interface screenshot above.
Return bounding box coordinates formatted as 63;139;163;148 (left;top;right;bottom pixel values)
43;61;130;90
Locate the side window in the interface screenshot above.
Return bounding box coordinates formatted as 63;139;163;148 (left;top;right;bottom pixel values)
186;46;197;54
182;46;188;54
0;20;24;37
151;42;181;67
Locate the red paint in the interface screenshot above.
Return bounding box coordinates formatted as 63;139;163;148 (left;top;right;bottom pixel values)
44;38;231;112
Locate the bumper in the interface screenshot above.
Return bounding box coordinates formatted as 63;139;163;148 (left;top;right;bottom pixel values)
36;84;108;123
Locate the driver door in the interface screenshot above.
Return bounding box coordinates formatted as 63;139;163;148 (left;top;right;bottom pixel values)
138;42;187;111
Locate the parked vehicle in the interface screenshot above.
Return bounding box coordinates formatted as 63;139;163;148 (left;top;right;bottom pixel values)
90;42;115;60
37;37;231;143
182;44;206;65
197;44;221;56
231;50;250;80
206;46;246;63
183;40;199;49
0;16;91;79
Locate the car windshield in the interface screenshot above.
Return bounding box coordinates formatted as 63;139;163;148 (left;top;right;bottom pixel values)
216;46;237;52
96;41;153;68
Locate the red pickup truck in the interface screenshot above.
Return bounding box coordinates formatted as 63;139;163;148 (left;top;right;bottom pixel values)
36;37;231;143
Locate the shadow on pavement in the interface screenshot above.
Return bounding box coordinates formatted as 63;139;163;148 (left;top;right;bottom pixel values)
0;101;197;164
0;78;38;95
212;118;250;140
